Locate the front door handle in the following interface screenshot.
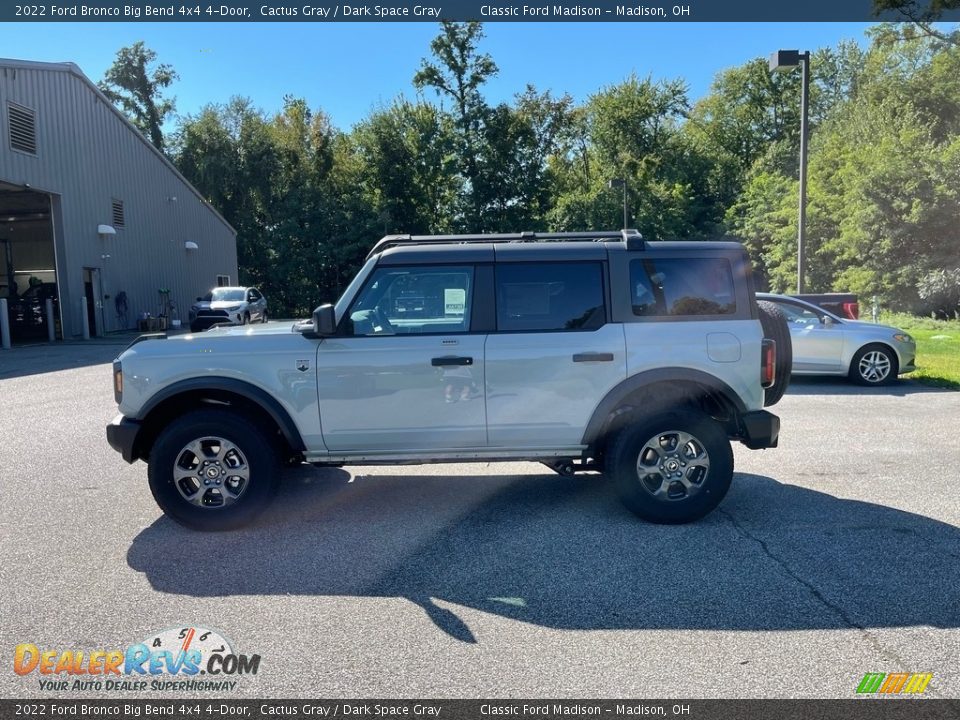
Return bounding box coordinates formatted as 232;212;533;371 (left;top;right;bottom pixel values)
572;352;615;363
432;356;474;367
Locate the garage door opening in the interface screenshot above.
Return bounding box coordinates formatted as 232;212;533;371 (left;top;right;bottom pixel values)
0;184;60;342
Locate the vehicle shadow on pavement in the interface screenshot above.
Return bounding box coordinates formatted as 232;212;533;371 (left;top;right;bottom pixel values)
0;343;126;380
786;376;954;396
127;469;960;642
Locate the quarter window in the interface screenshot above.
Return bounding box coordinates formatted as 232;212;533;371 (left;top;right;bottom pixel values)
630;258;736;317
347;265;474;336
495;262;605;332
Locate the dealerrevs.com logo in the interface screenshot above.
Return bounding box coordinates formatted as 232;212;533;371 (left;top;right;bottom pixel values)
13;626;261;692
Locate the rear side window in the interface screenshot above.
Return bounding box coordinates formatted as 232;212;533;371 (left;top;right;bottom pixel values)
496;262;605;332
630;258;736;317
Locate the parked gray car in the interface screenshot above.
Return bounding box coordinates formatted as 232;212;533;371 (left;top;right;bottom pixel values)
189;286;267;332
757;293;916;385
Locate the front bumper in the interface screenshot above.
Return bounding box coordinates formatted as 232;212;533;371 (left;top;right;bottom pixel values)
739;410;780;449
896;342;917;374
106;414;142;463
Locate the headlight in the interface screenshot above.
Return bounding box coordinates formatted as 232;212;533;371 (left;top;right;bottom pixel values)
225;305;241;311
893;333;913;343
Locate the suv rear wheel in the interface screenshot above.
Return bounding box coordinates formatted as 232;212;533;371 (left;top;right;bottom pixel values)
148;409;279;531
609;409;733;524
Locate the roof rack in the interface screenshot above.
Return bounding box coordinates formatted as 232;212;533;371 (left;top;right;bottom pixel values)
366;229;644;260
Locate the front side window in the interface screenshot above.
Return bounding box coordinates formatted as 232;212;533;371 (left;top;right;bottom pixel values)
346;265;474;336
630;258;736;317
496;262;605;332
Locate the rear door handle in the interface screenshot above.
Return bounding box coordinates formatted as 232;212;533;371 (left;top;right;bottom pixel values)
431;356;473;367
572;352;615;362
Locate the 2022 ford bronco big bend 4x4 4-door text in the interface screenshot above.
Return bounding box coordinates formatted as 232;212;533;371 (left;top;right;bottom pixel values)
107;231;789;531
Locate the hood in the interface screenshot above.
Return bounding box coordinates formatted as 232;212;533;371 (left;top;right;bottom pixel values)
173;321;298;340
840;320;905;335
193;300;246;310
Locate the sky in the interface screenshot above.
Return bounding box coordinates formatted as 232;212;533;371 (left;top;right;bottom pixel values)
0;22;875;129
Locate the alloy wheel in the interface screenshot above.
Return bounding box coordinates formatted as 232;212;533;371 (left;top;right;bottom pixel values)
635;430;711;501
859;350;891;383
173;436;250;508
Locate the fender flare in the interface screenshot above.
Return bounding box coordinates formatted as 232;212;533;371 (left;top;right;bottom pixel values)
581;368;747;446
137;377;306;452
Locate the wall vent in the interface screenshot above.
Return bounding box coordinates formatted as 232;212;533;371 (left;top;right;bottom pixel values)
8;103;37;155
112;199;125;227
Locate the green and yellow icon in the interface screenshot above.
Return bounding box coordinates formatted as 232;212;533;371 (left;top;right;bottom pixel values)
856;672;932;694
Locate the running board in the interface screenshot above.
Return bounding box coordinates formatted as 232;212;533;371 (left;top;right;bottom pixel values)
305;447;587;465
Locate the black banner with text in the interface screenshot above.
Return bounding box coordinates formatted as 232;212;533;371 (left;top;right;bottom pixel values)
2;700;960;720
3;0;960;22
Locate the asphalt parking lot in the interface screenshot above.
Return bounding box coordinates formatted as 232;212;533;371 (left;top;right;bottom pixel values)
1;341;959;699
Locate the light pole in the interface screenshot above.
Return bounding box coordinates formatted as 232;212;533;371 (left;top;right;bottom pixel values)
770;49;810;294
608;177;628;230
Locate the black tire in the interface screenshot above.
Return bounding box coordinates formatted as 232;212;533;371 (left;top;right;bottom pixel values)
241;313;249;325
147;409;279;531
756;300;792;406
189;322;200;333
261;311;268;324
609;409;733;524
849;343;898;386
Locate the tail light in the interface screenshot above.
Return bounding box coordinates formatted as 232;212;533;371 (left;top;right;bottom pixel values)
842;301;859;319
761;339;776;388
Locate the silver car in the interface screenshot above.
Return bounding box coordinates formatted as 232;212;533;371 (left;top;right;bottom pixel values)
189;286;268;332
758;293;916;385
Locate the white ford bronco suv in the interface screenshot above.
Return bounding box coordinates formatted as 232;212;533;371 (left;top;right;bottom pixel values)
107;231;789;531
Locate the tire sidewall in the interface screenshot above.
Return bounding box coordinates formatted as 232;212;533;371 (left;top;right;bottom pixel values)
611;410;734;524
148;410;278;531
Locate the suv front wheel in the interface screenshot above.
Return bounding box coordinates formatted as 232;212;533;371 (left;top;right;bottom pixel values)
147;409;280;531
609;410;733;524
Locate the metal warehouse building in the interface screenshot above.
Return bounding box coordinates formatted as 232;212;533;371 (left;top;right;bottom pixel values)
1;58;237;342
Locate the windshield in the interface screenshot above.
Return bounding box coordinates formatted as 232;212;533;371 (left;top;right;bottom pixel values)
203;288;245;302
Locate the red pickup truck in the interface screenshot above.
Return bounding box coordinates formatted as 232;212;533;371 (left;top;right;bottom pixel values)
793;293;859;319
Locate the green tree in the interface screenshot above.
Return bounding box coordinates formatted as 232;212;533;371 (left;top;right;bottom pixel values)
414;21;498;227
99;41;179;152
354;99;459;234
871;1;960;45
174;97;378;316
549;75;717;238
475;87;574;231
726;28;960;306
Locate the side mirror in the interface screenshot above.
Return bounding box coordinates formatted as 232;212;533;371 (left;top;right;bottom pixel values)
312;304;337;336
822;315;834;326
